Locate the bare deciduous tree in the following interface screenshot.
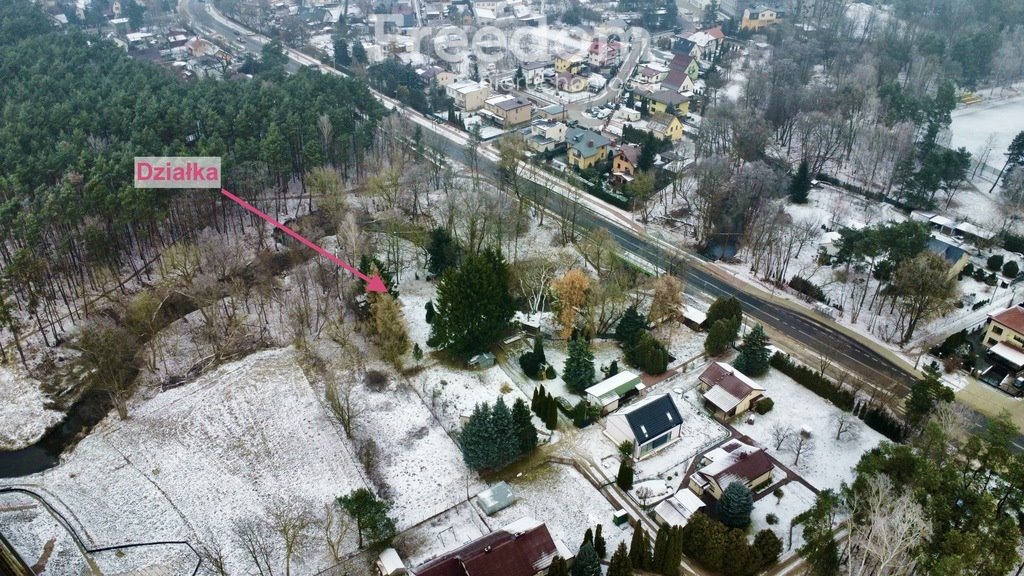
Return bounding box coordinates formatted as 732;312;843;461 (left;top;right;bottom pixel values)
843;475;932;576
832;412;859;442
770;422;794;450
789;430;814;466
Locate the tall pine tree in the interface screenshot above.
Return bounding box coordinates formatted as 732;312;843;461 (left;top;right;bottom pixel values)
429;249;514;359
459;402;493;470
572;542;601;576
594;524;606;559
490;397;518;466
607;541;632;576
548;556;569;576
616;460;634;490
512;398;538;455
789;159;812;204
628;525;650;570
651;525;669;573
563;336;596;394
733;323;770;376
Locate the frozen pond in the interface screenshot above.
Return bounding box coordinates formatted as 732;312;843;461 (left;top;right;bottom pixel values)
949;95;1024;168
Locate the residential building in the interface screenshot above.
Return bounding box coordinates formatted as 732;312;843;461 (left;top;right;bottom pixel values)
446;79;491;111
687;26;726;64
552;71;588;93
926;237;970;278
663;68;696;95
605;394;685;459
585;370;643;413
522;119;567;153
554;53;586;74
984;306;1024;349
688;439;774;499
636;63;670;86
565;127;611;170
639;89;691;116
740;5;781;31
647;113;684;142
482;94;534;127
418;66;457;87
521;61;549;86
612;144;642;184
668;53;700;84
588;39;621;68
537;103;568;121
698;362;766;418
653;489;705;527
411;517;572;576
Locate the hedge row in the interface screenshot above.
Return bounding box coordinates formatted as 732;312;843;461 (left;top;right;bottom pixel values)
770;353;907;442
788;275;829;304
770;353;855;410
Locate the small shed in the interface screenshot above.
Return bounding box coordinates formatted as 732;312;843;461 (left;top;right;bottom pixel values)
476;482;515;515
468;352;496;369
375;548;407;576
585;370;642;414
682;305;708;331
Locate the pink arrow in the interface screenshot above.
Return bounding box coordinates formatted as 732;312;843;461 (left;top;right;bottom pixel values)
220;188;388;293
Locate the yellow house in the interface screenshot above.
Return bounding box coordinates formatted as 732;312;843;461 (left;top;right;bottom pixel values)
984;306;1024;350
688;439;773;499
483;95;534;128
612;144;641;179
552;71;587;93
554;53;585;74
644;89;691;116
566;127;610;170
647;113;684;142
741;5;781;31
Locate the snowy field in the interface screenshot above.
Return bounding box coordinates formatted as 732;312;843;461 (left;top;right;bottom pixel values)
749;480;817;555
950;95;1024;169
1;348;366;574
488;463;631;554
733;368;888;491
397;501;492;567
0;365;63;450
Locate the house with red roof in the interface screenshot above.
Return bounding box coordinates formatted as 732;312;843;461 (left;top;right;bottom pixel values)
983;305;1024;373
410;517;572;576
698;362;766;419
688;439;774;499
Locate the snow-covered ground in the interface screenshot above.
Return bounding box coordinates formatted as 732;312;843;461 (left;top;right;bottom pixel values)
488;463;631;554
950;93;1024;171
749;480;817;555
0;365;63;450
1;348;365;575
733;368;888;491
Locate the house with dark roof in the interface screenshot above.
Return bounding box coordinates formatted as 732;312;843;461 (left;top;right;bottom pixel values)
411;517;571;576
604;393;684;459
926;237;970;277
698;362;766;418
565;127;611;170
668;53;700;85
984;305;1024;360
688;439;773;499
612;143;642;184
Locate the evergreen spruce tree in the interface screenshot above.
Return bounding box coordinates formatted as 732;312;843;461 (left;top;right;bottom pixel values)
718;481;755;528
733;323;770;376
615;460;634;490
753;529;783;566
531;387;540;413
511;398;537;456
545;393;558;430
425;300;435;324
548;556;569;576
490;397;518;467
789;159;812;204
651;525;669;573
628;525;650;570
608;359;619;376
351;40;367;64
429;249;514;359
607;541;632;576
459;403;493;470
571;542;601;576
615;304;646;346
706;296;742;327
563;336;596;394
594;524;606;558
583;527;594;547
704;318;739;356
534;336;547;366
426;227;461;276
662;526;684;576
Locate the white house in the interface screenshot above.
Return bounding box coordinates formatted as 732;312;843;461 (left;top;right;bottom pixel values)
605;393;684;459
